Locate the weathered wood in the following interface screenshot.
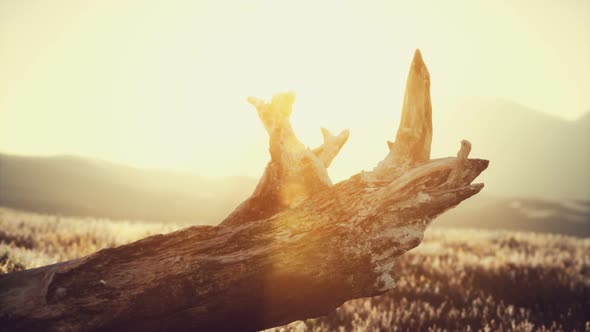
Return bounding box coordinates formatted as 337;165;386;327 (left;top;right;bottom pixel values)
0;50;488;332
375;49;432;179
221;91;349;226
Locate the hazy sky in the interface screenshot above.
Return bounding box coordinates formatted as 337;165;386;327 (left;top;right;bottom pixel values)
1;0;589;180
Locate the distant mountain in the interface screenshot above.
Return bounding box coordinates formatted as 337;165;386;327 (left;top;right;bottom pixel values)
1;99;588;233
0;153;588;236
433;99;590;200
435;195;590;238
0;154;257;225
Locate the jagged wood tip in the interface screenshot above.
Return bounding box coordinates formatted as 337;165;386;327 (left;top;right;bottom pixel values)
313;128;350;168
376;49;433;177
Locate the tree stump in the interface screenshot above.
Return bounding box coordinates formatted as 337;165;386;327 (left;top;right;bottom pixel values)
0;50;488;332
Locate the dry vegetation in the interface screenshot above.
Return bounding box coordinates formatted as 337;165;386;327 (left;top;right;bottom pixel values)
1;207;588;331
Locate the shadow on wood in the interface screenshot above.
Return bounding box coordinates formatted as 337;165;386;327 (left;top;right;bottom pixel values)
0;50;488;332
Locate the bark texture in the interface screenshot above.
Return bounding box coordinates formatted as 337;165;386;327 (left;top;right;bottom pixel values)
0;49;488;332
221;91;349;226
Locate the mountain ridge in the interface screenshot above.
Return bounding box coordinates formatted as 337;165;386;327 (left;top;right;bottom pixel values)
1;99;588;231
432;98;590;200
0;153;257;224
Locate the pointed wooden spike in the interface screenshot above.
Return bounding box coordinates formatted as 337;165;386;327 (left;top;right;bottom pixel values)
269;90;296;118
445;140;474;188
338;129;350;140
246;96;265;109
247;92;299;138
457;140;472;160
313;128;349;168
391;49;432;164
387;140;394;151
320;127;332;142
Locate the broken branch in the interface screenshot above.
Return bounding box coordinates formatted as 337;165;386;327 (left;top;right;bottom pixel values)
0;50;488;332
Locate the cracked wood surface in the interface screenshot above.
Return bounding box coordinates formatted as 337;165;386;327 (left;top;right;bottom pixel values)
0;50;488;332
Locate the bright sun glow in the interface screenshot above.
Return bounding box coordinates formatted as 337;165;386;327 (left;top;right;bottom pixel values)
1;0;589;182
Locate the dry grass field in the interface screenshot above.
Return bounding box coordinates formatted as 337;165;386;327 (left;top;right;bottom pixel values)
1;207;588;331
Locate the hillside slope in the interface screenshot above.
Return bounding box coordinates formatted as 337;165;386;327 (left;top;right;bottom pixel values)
0;154;256;224
1;100;588;229
436;195;590;237
433;99;590;199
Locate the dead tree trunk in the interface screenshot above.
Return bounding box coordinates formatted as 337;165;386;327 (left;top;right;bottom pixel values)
0;50;488;332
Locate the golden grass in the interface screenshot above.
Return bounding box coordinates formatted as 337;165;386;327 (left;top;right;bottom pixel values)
1;207;588;331
0;207;181;270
